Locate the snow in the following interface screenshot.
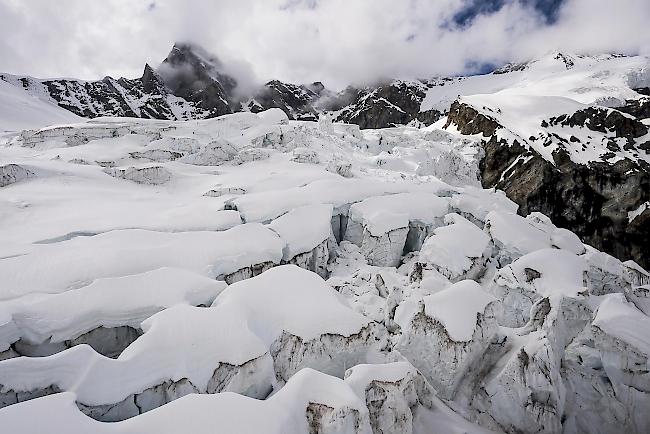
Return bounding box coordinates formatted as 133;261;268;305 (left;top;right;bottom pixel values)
422;53;648;112
431;53;650;167
0;79;81;133
344;361;416;397
228;177;453;223
268;203;333;260
0;85;648;433
0;223;284;299
418;213;490;276
499;248;587;299
485;211;552;256
1;267;226;346
422;280;496;341
628;201;649;222
450;187;518;221
211;265;370;342
594;294;650;355
0;369;369;434
348;192;449;235
0;266;372;407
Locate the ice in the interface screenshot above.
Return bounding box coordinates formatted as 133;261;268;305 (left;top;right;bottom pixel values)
0;164;33;187
422;280;496;342
416;213;491;281
104;165;173;184
348;193;448;236
0;266;384;417
0;102;648;434
268;204;334;261
0;224;284;299
211;265;371;342
0;267;226;349
489;248;587;326
397;280;499;399
0;369;372;434
593;293;650;355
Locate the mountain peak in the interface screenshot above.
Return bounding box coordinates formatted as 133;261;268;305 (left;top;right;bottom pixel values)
141;63;166;94
164;42;225;71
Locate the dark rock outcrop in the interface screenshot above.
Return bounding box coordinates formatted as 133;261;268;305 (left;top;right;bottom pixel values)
546;107;648;143
335;81;442;129
249;80;322;120
446;100;650;268
159;43;235;116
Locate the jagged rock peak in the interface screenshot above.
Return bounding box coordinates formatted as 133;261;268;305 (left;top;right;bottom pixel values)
140;63;166;94
163;42;225;70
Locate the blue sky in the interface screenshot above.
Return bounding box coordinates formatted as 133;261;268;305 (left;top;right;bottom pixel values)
453;0;565;26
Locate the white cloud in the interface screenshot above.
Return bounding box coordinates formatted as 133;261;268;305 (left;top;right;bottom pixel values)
0;0;648;89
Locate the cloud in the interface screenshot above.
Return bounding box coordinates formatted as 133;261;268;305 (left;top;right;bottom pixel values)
0;0;648;90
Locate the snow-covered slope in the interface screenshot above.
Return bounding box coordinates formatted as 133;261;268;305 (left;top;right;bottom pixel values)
0;108;648;433
0;79;81;133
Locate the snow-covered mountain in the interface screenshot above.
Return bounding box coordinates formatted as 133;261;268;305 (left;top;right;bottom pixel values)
0;43;327;124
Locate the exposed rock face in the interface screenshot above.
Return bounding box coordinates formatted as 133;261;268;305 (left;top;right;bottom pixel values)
250;80;322;120
616;96;650;120
159;43;236;117
0;43;325;123
444;100;501;137
545;107;648;142
335;81;443;129
446;100;650;268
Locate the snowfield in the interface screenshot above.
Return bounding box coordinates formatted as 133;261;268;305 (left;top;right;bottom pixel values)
0;53;649;434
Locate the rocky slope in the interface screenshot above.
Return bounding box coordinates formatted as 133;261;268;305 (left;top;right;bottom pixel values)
442;53;650;267
331;80;444;128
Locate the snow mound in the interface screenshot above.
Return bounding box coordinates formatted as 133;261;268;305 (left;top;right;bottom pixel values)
417;213;490;281
1;267;226;349
268;203;334;260
0;224;284;299
348;192;448;236
593;293;650;355
423;280;496;342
